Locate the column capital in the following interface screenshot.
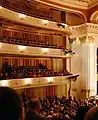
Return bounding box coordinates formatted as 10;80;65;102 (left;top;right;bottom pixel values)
71;23;98;38
79;35;95;44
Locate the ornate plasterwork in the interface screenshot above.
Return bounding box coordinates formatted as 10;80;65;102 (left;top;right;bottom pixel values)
79;35;95;44
70;23;98;44
71;23;98;38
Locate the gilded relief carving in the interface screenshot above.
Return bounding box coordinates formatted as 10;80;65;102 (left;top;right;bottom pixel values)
79;36;95;44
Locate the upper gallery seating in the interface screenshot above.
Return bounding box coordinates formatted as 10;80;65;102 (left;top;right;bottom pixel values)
0;62;72;80
0;28;64;49
0;0;61;22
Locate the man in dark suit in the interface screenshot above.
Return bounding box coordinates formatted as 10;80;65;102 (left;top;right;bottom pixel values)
26;99;47;120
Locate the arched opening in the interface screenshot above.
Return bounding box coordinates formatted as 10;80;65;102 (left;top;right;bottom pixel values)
90;10;98;24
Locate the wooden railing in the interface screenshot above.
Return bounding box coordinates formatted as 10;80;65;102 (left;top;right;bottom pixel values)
0;27;64;49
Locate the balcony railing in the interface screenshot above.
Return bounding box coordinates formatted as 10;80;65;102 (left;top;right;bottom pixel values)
0;0;60;22
0;74;79;89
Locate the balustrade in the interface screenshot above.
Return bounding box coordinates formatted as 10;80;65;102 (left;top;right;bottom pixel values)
0;27;64;49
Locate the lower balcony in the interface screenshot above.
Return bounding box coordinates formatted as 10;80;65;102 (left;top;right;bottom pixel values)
0;42;72;58
0;74;79;89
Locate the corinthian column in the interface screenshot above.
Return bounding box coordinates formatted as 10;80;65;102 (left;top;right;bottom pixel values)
71;23;98;99
79;36;97;98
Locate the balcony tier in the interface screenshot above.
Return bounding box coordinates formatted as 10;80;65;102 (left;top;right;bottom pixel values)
0;74;79;89
0;42;72;58
0;7;72;35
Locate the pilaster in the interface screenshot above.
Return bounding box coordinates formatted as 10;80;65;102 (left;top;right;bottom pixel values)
71;23;98;98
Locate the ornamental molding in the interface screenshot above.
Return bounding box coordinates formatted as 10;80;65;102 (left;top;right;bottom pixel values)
79;35;95;44
72;23;98;37
0;75;78;89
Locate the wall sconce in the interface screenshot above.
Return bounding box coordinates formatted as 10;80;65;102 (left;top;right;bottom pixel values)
42;48;49;54
18;45;26;53
0;42;2;48
57;23;67;28
63;49;75;55
24;78;32;85
0;80;9;86
19;13;26;20
42;20;49;25
69;37;76;47
47;77;54;83
0;6;2;9
69;27;72;31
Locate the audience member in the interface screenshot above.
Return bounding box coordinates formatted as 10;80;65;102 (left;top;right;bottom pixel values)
0;87;22;120
26;98;47;120
85;106;98;120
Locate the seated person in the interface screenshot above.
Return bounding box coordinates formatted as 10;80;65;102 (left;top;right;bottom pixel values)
39;63;48;70
1;62;12;79
26;98;47;120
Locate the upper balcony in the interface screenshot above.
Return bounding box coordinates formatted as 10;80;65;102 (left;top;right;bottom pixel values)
0;0;68;23
0;6;72;35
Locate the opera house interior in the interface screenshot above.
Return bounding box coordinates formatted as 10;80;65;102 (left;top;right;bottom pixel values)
0;0;98;119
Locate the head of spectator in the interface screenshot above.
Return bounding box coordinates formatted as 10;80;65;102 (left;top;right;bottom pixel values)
0;87;22;120
85;106;98;120
27;98;41;113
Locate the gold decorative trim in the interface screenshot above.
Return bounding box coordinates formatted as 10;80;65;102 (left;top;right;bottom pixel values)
79;36;95;44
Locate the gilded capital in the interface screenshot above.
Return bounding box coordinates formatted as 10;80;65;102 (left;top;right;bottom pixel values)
79;36;95;44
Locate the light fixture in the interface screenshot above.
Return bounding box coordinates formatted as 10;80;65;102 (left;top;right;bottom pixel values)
42;48;49;54
24;78;32;85
61;23;67;28
0;6;2;9
18;45;26;52
57;23;66;28
0;42;2;48
0;80;9;86
69;37;76;47
69;27;72;31
47;77;53;83
19;13;26;20
42;20;49;25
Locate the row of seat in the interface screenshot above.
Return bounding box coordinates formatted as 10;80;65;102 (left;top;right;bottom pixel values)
0;37;64;49
0;64;72;79
0;29;64;49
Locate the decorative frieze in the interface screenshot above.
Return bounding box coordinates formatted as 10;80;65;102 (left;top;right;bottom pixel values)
72;23;98;37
